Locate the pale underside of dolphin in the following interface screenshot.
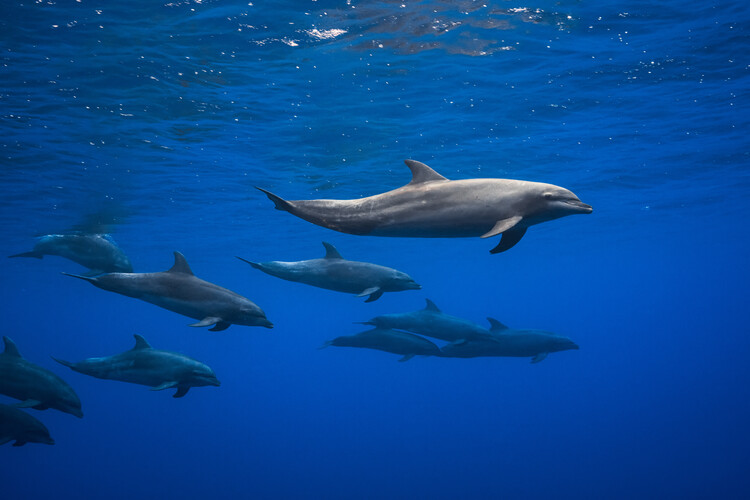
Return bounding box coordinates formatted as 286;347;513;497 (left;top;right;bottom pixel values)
257;160;592;253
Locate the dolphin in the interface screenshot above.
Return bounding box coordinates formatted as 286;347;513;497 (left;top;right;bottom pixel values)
62;251;272;331
0;404;55;446
9;233;133;275
0;336;83;418
320;327;441;362
358;299;496;342
440;318;579;363
53;334;221;398
256;159;592;253
237;242;420;302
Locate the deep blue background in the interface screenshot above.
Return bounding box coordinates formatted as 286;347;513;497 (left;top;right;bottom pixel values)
1;1;749;498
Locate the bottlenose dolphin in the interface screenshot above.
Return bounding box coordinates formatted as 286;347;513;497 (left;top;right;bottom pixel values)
358;299;495;342
0;404;55;446
237;242;420;302
9;233;133;274
440;318;579;363
62;251;272;331
320;327;441;362
257;160;592;253
53;335;220;398
0;337;83;418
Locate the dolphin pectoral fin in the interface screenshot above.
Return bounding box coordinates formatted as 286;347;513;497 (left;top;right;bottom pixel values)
256;187;293;212
61;272;97;283
357;287;383;302
173;386;190;398
8;251;43;259
151;381;179;391
531;352;548;364
398;354;415;362
12;440;27;447
15;399;42;409
81;269;105;277
209;321;231;332
189;317;223;328
489;227;527;254
0;437;12;445
236;256;262;270
481;216;523;239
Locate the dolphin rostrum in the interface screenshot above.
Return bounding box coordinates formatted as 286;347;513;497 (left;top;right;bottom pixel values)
53;334;221;398
440;318;579;363
237;241;420;302
359;298;497;342
62;251;272;331
256;160;592;253
0;336;83;418
320;327;441;362
0;404;55;446
9;233;133;275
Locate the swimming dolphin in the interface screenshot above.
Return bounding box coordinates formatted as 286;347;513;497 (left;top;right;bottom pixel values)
0;404;55;446
53;334;220;398
256;159;592;253
62;251;272;331
320;327;441;362
0;337;83;418
9;233;133;275
440;318;579;363
358;299;495;342
237;242;421;302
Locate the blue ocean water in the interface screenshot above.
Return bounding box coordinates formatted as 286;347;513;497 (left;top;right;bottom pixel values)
1;0;749;498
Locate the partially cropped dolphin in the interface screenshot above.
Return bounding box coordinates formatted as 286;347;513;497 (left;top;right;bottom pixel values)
440;318;579;363
53;334;220;398
359;299;495;342
62;251;272;331
256;159;592;253
320;327;441;362
9;233;133;274
237;242;420;302
0;404;55;446
0;337;83;418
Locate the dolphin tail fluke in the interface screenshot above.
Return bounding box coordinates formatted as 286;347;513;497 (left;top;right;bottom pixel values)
61;272;97;283
235;256;262;270
51;356;75;369
8;251;43;259
256;187;293;212
318;341;333;350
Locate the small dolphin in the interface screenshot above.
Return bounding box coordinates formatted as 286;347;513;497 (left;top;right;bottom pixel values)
53;334;220;398
62;251;272;331
320;327;441;362
237;242;420;302
358;299;495;342
0;404;55;446
257;159;592;253
9;233;133;275
440;318;579;363
0;337;83;418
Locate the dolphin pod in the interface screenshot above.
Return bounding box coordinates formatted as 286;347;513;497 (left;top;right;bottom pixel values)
63;251;272;331
257;159;592;253
54;335;221;398
9;233;133;275
0;336;83;418
237;241;421;302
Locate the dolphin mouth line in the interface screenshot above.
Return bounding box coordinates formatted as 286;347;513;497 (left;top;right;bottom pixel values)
567;201;593;213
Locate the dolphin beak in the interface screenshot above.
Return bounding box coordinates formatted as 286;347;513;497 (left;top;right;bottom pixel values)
261;319;274;329
570;201;593;214
70;408;84;418
211;378;221;387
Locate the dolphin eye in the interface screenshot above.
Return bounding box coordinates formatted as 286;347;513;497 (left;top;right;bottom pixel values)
543;192;554;200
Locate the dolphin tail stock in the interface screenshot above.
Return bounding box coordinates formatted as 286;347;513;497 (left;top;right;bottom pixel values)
235;256;262;270
255;187;294;212
8;251;43;259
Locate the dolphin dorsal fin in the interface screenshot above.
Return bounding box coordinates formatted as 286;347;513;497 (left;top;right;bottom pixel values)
321;242;343;259
487;317;510;333
132;335;152;350
405;160;448;185
424;299;441;312
2;336;22;358
167;252;194;275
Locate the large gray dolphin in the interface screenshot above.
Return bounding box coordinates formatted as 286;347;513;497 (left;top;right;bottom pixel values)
257;159;592;253
440;318;579;363
53;334;220;398
237;242;420;302
320;327;441;362
0;404;55;446
0;337;83;418
9;233;133;274
62;251;272;331
359;299;496;342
